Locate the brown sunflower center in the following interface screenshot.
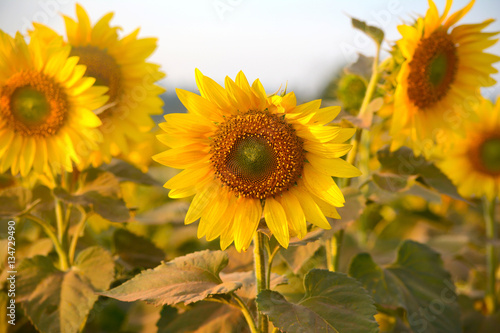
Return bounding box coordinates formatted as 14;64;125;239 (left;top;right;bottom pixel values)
472;137;500;176
0;70;68;137
71;46;122;104
407;31;458;109
210;110;304;199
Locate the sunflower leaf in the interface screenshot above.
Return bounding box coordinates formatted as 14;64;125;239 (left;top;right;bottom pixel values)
17;247;114;333
113;228;166;269
349;240;461;333
102;160;160;186
377;146;464;200
157;302;249;333
100;250;241;306
351;17;384;46
53;187;130;222
256;269;378;333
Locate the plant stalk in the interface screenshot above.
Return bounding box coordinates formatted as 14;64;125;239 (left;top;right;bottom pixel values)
25;214;69;270
254;232;268;332
69;206;87;265
484;198;498;313
233;293;259;333
328;43;382;271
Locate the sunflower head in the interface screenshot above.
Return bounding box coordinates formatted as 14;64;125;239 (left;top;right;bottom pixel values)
154;70;360;252
390;0;500;156
438;97;500;200
30;4;166;168
0;29;107;176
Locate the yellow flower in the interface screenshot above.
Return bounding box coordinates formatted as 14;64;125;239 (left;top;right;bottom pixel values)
438;97;500;200
153;70;360;251
0;30;107;176
390;0;499;156
31;4;165;167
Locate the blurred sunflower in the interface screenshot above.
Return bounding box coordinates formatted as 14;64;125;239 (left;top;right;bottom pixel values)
154;70;360;251
438;97;500;200
32;4;165;167
390;0;499;156
0;30;107;176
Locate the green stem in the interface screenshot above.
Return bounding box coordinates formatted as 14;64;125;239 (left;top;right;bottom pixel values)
233;293;259;333
344;43;382;187
266;245;280;290
326;229;345;272
24;214;69;271
55;198;65;244
254;232;268;333
329;44;382;271
68;206;87;265
484;198;498;313
325;238;334;271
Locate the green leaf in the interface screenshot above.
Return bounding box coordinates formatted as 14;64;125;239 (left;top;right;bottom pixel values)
221;271;287;300
103;160;161;186
280;241;321;274
101;250;241;306
351;17;384;46
17;249;114;333
113;229;166;269
0;184;51;218
349;240;461;333
372;172;411;192
74;246;115;291
54;187;130;222
377;146;463;200
157;302;249;333
256;269;378;333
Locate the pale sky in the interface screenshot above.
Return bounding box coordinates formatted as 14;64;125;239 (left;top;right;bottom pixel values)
1;0;499;100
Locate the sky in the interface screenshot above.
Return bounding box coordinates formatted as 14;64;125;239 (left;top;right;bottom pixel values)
1;0;499;101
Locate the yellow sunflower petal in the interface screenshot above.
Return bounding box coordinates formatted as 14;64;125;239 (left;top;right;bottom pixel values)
233;198;262;252
264;197;289;248
307;153;362;178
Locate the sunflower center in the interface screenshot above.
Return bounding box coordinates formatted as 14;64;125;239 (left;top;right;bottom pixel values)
210;110;304;199
407;31;458;109
71;46;122;104
0;70;68;137
479;138;500;175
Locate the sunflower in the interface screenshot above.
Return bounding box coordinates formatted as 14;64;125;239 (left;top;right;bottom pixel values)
31;4;165;167
0;30;107;176
390;0;499;156
153;70;360;251
438;97;500;200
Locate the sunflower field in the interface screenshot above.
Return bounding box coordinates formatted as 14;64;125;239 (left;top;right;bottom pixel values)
1;1;500;332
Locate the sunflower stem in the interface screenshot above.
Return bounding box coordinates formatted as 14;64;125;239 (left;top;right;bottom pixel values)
55;198;65;244
24;214;69;271
484;197;498;313
266;244;280;290
233;293;259;333
254;232;268;332
329;44;382;271
344;43;381;187
68;206;87;265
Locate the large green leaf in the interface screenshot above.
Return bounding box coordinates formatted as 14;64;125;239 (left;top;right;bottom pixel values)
157;302;249;333
376;146;463;199
349;240;461;333
256;269;378;333
103;160;161;186
54;187;130;222
113;229;166;269
351;17;384;46
17;247;114;333
101;250;241;306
